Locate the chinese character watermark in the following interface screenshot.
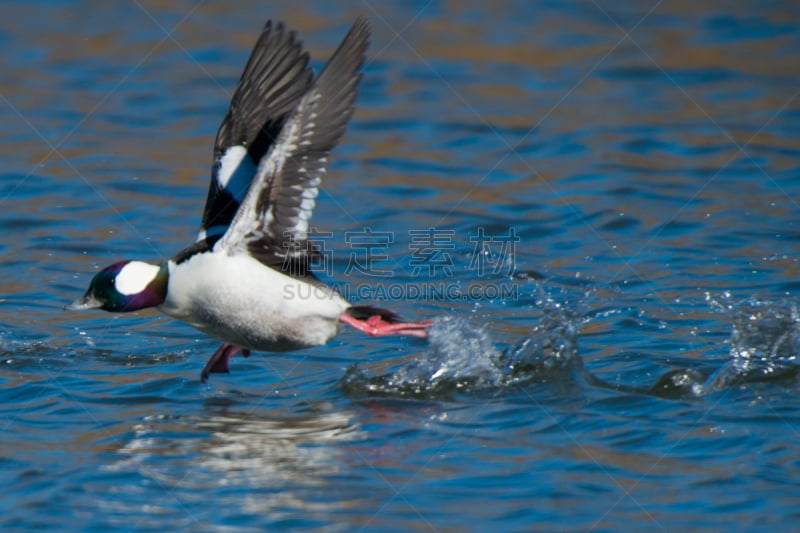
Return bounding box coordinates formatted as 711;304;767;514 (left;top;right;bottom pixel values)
344;227;394;277
468;227;519;276
280;226;521;282
408;227;456;277
281;227;334;275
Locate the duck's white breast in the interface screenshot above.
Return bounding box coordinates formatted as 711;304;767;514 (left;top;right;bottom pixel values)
159;252;349;351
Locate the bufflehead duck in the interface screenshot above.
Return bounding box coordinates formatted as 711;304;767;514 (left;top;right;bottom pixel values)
68;17;431;382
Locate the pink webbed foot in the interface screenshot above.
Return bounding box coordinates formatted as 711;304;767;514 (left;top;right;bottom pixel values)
340;310;433;339
200;343;251;383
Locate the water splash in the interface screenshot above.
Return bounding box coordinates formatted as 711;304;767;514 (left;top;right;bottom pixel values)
339;316;503;398
496;300;582;381
339;300;583;399
638;295;800;398
705;297;800;391
342;291;800;401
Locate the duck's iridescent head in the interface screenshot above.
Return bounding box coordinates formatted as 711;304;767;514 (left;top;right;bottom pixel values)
67;260;167;312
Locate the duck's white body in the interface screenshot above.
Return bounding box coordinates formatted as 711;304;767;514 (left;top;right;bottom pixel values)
159;253;348;351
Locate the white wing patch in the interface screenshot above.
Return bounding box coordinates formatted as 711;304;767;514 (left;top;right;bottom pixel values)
218;145;256;195
197;145;258;242
215;112;305;252
115;261;161;296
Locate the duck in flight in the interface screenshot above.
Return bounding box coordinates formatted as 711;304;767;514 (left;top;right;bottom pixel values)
68;17;432;382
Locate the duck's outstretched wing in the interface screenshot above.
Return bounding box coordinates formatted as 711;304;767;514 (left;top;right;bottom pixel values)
215;18;369;269
197;20;314;243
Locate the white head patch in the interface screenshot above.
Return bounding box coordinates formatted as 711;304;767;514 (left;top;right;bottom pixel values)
115;261;161;296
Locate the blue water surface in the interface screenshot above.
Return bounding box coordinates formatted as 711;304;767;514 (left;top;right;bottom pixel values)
2;1;800;531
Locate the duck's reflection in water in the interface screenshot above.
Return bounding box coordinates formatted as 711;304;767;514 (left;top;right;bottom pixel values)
107;405;365;521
